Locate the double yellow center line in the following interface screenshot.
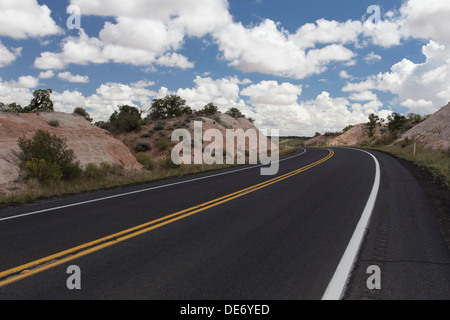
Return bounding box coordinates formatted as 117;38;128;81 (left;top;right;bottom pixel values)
0;149;334;288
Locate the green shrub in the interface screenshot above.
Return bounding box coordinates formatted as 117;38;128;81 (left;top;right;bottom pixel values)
199;103;219;116
48;120;60;127
149;94;192;120
99;162;124;176
25;158;62;182
84;162;124;179
141;130;155;138
135;141;151;153
159;156;180;169
154;121;165;131
174;122;186;129
84;163;107;179
73;107;93;122
226;107;245;119
109;105;142;133
136;152;155;170
18;130;82;180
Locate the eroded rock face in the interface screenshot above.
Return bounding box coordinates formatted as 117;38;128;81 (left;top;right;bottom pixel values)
304;103;449;152
399;104;450;151
304;124;386;147
0;112;142;185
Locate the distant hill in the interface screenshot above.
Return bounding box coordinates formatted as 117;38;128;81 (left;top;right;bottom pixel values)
304;103;450;152
304;123;388;147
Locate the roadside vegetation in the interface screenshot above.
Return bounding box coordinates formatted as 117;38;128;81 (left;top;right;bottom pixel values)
368;143;449;187
310;112;449;187
364;112;448;187
0;91;297;205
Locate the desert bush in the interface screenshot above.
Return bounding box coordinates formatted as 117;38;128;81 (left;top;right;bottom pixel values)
84;162;124;179
159;156;180;169
324;131;341;137
0;102;23;113
141;130;155;138
135;141;151;153
25;158;62;182
99;162;124;175
84;163;107;179
153;120;166;131
18;129;82;180
136;152;155;170
226;107;245;119
343;125;354;133
73;107;93;122
199;103;219;116
48;120;60;127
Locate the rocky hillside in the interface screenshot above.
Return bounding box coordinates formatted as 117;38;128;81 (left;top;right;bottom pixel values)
305;103;450;151
0;111;275;197
116;113;276;162
399;103;450;151
304;123;388;147
0;112;142;187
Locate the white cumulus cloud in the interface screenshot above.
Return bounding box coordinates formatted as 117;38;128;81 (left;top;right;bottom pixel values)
0;42;21;67
57;72;90;83
0;0;62;39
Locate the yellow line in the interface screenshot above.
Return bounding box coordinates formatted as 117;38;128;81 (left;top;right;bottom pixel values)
0;149;334;288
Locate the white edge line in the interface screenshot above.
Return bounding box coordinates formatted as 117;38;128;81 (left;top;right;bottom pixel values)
0;148;307;223
321;148;381;301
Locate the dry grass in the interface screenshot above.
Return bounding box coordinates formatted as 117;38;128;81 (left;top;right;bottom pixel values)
369;143;450;187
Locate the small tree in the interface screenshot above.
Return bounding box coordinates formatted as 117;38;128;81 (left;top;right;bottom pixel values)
200;103;219;116
387;113;409;132
367;113;380;137
225;107;245;119
24;89;54;113
109;105;142;133
149;94;192;120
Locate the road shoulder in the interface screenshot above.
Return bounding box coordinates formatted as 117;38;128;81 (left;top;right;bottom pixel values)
344;150;450;300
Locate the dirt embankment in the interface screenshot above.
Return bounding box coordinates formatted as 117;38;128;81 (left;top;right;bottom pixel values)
0;112;142;191
304;123;388;147
0;112;274;196
116;113;277;162
399;103;450;151
305;103;450;152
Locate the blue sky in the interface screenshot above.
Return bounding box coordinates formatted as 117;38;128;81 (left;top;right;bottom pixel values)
0;0;449;136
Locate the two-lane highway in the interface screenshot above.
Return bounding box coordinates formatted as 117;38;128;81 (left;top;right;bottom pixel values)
0;147;448;300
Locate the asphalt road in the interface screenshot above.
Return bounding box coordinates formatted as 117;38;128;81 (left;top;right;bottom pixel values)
0;147;448;300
